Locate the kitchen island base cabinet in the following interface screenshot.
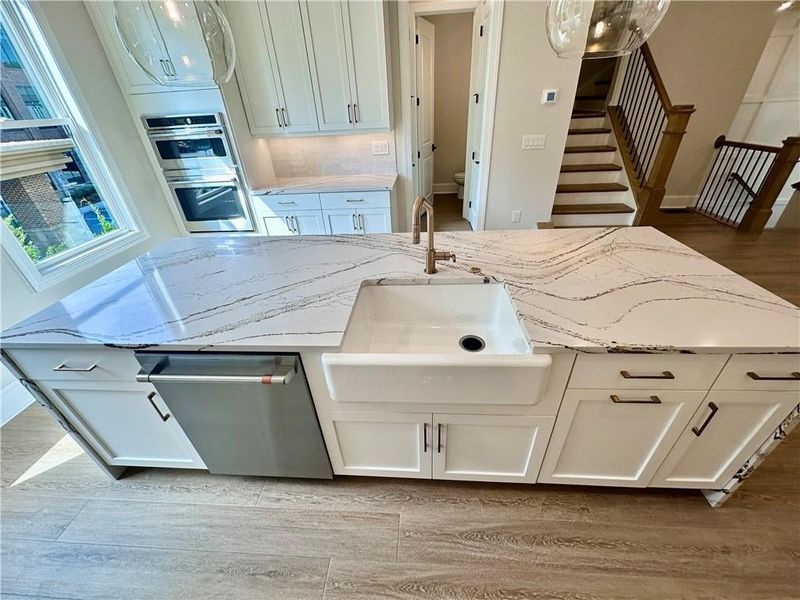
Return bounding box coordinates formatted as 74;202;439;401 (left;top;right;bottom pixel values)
323;411;555;484
39;380;206;470
650;391;799;489
263;211;327;236
538;389;706;487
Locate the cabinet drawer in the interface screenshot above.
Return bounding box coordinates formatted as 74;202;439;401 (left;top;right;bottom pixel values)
9;347;141;382
254;193;322;213
569;354;728;390
713;355;800;392
320;191;390;210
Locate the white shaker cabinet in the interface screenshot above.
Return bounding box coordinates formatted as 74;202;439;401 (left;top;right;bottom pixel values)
225;1;318;135
263;211;327;236
539;389;706;487
650;391;799;489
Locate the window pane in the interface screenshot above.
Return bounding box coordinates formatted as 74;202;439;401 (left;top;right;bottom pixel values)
1;21;122;265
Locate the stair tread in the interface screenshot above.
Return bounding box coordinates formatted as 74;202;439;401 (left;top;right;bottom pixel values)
564;145;616;154
552;203;635;215
568;127;611;135
560;163;622;173
556;183;628;194
571;110;605;119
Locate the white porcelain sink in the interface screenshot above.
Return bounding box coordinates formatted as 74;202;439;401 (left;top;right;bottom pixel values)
321;281;552;405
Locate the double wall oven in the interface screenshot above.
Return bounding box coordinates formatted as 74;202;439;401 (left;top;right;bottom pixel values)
143;113;254;233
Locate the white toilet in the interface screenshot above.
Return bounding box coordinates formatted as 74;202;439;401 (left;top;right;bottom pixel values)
454;171;465;199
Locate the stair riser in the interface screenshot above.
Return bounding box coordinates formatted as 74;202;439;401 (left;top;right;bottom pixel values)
558;170;623;185
561;151;617;165
565;133;613;147
570;117;606;129
554;191;634;205
552;212;635;227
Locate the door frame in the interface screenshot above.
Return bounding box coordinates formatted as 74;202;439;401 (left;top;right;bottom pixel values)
396;0;504;231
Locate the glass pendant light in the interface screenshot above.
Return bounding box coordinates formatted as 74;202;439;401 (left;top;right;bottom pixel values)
547;0;671;59
114;0;235;86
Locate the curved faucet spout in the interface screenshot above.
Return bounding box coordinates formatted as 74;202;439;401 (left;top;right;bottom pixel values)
410;195;456;274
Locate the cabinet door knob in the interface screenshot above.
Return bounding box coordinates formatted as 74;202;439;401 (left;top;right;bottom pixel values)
147;392;171;422
691;402;719;436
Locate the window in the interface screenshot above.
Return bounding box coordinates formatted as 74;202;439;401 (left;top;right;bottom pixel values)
0;2;144;290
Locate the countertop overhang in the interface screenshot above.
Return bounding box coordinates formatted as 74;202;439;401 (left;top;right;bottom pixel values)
3;228;798;354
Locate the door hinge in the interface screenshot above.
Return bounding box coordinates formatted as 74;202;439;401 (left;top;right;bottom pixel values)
417;150;421;158
416;97;420;106
479;25;484;37
415;33;419;44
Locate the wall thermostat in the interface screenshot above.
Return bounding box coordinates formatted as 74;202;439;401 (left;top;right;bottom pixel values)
541;89;559;104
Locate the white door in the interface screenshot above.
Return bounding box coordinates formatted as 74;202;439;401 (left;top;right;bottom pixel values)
463;1;489;226
224;1;284;134
261;0;319;133
324;209;361;235
415;17;435;205
303;1;355;131
539;389;706;487
650;391;799;489
342;0;390;129
293;211;327;235
357;208;392;234
323;411;432;478
433;414;554;483
40;380;205;469
262;215;295;236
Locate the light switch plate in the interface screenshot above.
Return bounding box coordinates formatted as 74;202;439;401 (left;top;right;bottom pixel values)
541;88;559;104
511;210;521;223
521;134;545;150
371;141;390;155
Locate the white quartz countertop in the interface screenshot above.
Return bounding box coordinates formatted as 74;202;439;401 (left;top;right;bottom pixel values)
252;174;397;195
3;228;798;353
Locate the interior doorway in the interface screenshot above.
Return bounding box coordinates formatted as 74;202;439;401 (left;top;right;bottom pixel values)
400;0;503;232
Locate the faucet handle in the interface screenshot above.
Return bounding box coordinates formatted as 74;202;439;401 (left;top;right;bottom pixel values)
449;253;457;263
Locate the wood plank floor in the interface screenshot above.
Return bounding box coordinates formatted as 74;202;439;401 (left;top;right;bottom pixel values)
2;402;798;599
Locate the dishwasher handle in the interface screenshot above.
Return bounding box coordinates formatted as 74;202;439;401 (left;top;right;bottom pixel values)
136;367;296;386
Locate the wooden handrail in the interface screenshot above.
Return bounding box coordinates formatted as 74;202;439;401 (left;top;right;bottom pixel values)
639;43;672;113
738;136;800;233
714;135;781;154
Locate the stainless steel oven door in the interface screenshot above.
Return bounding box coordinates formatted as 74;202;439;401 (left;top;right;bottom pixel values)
149;128;235;172
167;175;254;233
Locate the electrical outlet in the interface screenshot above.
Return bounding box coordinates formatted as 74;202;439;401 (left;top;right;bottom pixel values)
371;141;390;155
521;134;545;150
511;210;521;223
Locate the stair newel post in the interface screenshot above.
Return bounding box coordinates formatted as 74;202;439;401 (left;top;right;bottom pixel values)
737;137;800;233
636;105;695;226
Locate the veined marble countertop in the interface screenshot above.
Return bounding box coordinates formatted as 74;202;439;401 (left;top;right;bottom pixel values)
252;174;397;195
3;228;798;353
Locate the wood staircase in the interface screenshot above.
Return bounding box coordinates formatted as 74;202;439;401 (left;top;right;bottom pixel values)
552;110;637;227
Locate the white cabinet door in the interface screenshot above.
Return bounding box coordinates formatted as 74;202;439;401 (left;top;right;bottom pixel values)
149;2;215;86
324;209;360;235
432;414;554;483
322;411;432;478
293;211;328;235
40;380;205;469
303;1;354;131
342;0;390;129
261;0;319;133
262;215;295;236
650;391;799;489
224;1;284;134
358;208;391;233
538;389;706;487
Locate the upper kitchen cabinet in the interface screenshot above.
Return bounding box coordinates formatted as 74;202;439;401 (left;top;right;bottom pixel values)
86;1;216;95
303;0;390;131
225;1;318;135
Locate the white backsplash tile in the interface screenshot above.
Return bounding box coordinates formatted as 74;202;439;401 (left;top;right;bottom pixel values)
268;133;396;177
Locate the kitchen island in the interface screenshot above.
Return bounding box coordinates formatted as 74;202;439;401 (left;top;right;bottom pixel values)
2;227;798;506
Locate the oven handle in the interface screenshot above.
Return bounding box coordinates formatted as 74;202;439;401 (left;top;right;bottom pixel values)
136;367;296;386
166;177;239;187
147;128;226;139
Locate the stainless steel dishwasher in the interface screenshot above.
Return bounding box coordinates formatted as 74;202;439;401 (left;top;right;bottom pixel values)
135;352;332;479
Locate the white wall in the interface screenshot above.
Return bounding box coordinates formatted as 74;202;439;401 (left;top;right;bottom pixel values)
483;0;582;229
1;2;180;408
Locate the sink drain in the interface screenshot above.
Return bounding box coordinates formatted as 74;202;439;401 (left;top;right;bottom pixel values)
459;335;486;352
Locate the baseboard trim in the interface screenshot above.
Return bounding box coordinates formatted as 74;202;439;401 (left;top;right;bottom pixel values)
433;183;458;195
661;195;697;209
1;379;34;426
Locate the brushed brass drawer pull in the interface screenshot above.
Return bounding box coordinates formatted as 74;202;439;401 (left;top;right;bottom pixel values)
620;370;674;380
610;394;662;404
746;371;800;381
691;402;719;436
53;362;98;372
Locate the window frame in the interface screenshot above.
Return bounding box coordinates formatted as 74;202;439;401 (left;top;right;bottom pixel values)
0;0;147;292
